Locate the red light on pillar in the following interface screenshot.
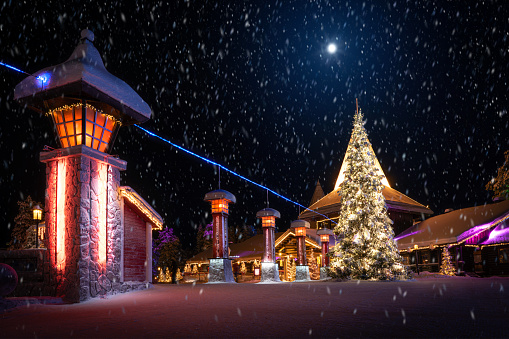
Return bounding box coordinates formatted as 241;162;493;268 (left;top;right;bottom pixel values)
204;189;236;260
317;228;334;267
256;208;281;264
290;220;310;267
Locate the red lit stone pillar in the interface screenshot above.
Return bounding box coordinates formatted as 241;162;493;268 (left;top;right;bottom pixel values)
204;189;236;283
291;220;310;281
256;208;281;282
317;228;334;267
41;146;126;302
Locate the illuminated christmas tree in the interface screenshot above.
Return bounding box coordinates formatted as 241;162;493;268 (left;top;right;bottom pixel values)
439;247;456;276
287;258;296;281
240;261;247;275
329;103;410;281
309;251;320;280
192;264;198;274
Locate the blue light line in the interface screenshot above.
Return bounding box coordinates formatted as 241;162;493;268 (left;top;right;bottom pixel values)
0;61;30;75
135;125;337;224
0;61;48;83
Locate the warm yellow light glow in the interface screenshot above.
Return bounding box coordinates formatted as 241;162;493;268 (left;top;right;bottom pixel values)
320;234;330;242
211;199;229;214
98;163;108;268
295;227;306;237
56;159;66;272
261;216;275;228
50;103;118;152
33;206;42;220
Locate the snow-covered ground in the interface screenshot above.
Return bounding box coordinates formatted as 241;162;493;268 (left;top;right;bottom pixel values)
1;275;507;338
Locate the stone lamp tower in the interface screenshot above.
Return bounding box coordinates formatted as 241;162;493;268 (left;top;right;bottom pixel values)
290;219;311;281
316;228;334;279
204;189;236;283
256;207;281;282
14;30;151;302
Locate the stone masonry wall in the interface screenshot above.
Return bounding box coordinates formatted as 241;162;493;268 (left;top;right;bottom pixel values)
43;153;149;303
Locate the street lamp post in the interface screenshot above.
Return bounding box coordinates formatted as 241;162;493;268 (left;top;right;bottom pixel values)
33;205;43;248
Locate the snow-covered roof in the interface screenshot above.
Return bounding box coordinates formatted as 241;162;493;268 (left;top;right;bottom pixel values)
14;29;151;125
395;200;509;249
120;186;163;230
299;185;433;220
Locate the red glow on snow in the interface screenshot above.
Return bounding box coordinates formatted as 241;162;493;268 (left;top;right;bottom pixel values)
56;159;66;273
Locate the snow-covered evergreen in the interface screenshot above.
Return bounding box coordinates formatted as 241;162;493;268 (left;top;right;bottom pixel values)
329;106;410;281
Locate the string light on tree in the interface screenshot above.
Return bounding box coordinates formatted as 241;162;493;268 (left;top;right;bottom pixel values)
329;100;411;281
440;246;456;276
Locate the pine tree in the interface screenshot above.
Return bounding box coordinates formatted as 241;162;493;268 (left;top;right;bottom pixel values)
240;261;247;274
192;264;198;274
287;258;296;281
329;106;410;281
440;247;456;276
9;196;44;250
486;150;509;200
309;251;320;280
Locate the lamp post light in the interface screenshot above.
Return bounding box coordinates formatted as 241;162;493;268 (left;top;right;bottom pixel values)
256;208;281;282
33;205;43;248
204;189;236;283
317;228;334;280
290;219;310;281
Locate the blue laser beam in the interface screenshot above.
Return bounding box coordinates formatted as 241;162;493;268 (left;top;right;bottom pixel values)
135;125;338;224
0;61;30;75
0;61;48;83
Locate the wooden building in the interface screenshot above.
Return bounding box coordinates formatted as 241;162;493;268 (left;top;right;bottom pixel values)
395;199;509;275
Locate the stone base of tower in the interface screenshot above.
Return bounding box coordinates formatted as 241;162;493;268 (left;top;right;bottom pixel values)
260;262;281;283
207;258;235;283
295;265;310;282
320;267;331;280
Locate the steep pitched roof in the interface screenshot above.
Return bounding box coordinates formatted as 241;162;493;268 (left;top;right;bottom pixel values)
309;180;325;206
300;186;432;220
395;200;509;249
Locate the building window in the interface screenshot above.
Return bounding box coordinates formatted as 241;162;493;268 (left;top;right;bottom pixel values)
499;247;509;264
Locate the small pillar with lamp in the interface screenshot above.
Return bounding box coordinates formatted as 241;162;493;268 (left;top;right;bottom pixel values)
291;219;310;281
204;189;236;283
33;205;43;248
256;208;281;282
14;29;152;302
316;228;334;279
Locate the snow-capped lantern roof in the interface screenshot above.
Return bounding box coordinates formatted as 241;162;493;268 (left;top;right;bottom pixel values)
204;189;236;204
14;29;151;125
290;220;310;229
256;208;281;219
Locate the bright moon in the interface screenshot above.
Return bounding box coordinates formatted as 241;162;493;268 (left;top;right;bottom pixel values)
327;43;337;54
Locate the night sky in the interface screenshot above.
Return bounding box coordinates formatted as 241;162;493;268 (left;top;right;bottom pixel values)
0;1;507;249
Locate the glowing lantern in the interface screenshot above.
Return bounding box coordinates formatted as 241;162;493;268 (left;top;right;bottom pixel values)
50;104;119;152
256;208;280;263
317;228;334;267
33;205;43;248
32;205;43;221
290;220;310;266
14;29;151;302
204;189;236;259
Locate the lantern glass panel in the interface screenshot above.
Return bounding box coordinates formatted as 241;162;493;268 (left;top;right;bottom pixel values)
320;234;329;242
52;105;117;153
33;208;42;220
261;216;275;228
211;199;229;214
295;227;306;237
